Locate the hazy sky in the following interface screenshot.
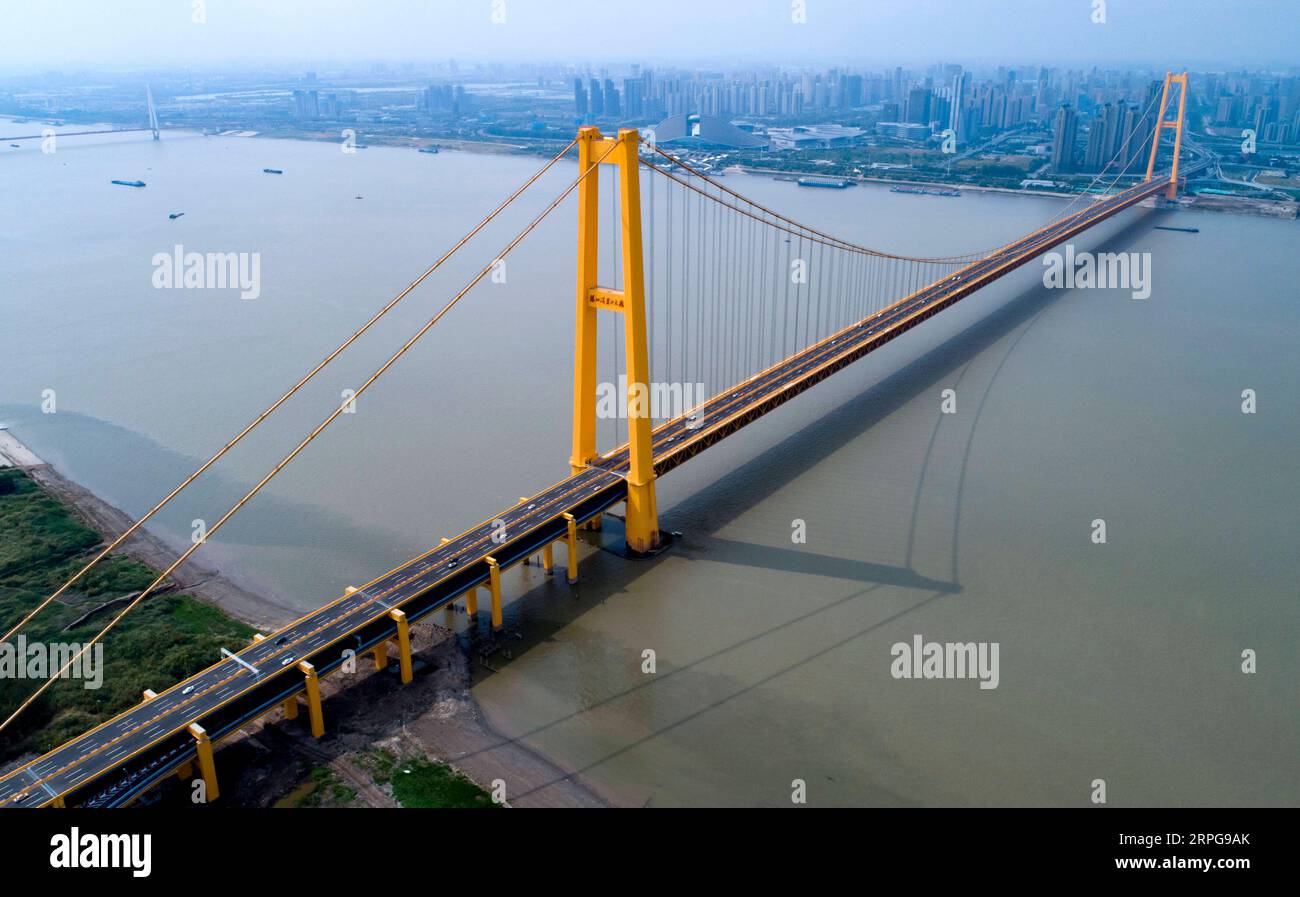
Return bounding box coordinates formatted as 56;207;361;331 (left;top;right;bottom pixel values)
1;0;1296;71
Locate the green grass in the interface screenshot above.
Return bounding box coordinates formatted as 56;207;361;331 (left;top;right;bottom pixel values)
0;467;254;763
363;748;495;808
353;746;400;780
388;757;496;808
277;765;358;808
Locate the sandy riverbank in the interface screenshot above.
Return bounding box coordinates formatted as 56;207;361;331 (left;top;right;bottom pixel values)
1;426;299;632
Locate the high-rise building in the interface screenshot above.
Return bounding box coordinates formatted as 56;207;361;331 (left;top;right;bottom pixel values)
589;78;604;115
1084;102;1113;170
603;78;621;117
574;78;588;116
950;71;971;140
1051;103;1078;173
424;84;454;113
906;86;931;124
930;95;951;130
841;74;864;108
1111;102;1138;162
292;89;319;121
1253;98;1276;138
623;77;644;118
1215;95;1237;125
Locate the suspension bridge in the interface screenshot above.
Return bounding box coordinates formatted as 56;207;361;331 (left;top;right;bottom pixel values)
0;73;1194;808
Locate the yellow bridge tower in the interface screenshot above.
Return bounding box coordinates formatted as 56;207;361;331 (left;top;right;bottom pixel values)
570;127;660;555
1144;71;1190;200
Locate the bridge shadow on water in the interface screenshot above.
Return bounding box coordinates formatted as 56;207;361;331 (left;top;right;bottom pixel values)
449;211;1158;803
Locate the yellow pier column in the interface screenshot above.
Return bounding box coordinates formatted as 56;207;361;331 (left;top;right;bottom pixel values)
372;639;389;671
542;543;554;575
298;661;325;738
389;609;413;684
282;696;298;720
52;795;66;808
188;723;219;801
486;556;503;631
176;760;194;781
563;513;579;584
568;128;660;553
464;586;478;618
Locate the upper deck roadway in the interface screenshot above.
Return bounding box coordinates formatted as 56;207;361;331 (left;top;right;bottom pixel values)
0;170;1191;808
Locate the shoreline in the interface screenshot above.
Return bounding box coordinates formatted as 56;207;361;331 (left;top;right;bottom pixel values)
8;112;1295;219
0;426;612;807
734;163;1299;217
734;163;1074;199
1;427;298;633
263;128;1300;218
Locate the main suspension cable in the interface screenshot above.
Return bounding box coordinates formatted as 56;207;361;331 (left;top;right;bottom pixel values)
0;139;614;737
0;138;578;647
642;143;982;265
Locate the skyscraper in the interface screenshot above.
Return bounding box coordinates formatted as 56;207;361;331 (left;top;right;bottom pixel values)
1084;102;1113;170
603;79;621;117
574;78;588;116
950;71;971;140
1051;103;1078;173
906;86;931;124
623;77;643;118
292;89;319;120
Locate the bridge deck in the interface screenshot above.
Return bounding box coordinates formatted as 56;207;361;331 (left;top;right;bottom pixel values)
0;128;156;141
0;174;1176;808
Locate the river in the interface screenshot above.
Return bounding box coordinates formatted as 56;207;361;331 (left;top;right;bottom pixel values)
1;122;1296;806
